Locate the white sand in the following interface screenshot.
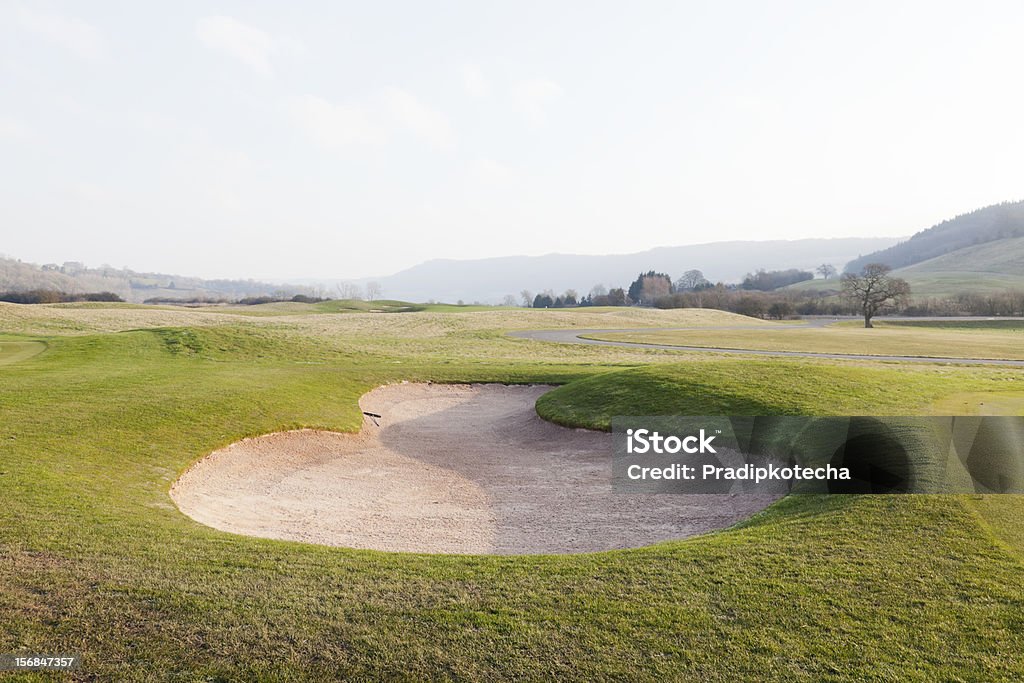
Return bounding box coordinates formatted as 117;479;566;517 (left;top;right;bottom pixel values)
170;383;778;554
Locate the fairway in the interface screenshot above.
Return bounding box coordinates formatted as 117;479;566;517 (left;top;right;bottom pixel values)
3;304;1024;680
582;319;1024;361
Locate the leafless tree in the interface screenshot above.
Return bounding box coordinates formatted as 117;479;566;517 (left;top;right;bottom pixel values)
520;289;533;307
841;263;910;328
501;294;517;307
816;263;838;280
639;275;671;304
589;283;607;298
674;269;708;291
365;281;382;301
335;282;363;300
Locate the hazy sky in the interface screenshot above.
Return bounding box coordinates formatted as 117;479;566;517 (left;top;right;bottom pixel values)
2;1;1023;280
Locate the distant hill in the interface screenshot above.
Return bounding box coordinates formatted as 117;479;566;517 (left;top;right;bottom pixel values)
2;236;902;306
362;238;902;304
890;235;1024;297
0;256;315;304
845;200;1024;274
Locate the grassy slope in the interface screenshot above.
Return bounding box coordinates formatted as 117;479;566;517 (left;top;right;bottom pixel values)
785;237;1024;298
535;362;1024;429
584;322;1024;361
1;309;1023;680
893;236;1024;297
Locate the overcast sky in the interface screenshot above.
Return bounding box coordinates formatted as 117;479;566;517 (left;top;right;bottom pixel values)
2;1;1023;280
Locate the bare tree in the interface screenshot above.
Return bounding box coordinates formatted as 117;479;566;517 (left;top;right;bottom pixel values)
674;269;708;291
365;281;382;301
639;275;671;304
501;294;517;307
336;282;363;300
816;263;838;280
841;263;910;328
589;283;607;298
520;289;533;307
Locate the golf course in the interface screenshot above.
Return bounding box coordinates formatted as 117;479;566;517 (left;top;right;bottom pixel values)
2;301;1023;680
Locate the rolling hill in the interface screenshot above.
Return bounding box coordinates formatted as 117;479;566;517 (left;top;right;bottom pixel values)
0;256;317;304
891;235;1024;297
357;238;901;304
845;200;1024;274
788;201;1024;298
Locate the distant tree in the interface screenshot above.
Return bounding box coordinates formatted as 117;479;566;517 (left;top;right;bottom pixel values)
336;283;363;300
520;290;533;307
840;263;910;328
767;301;794;319
641;276;671;303
562;289;578;306
741;269;814;291
628;271;672;305
501;294;517;307
365;281;382;301
816;264;838;280
735;295;767;319
533;292;554;308
589;283;607;298
606;287;627;306
674;269;709;291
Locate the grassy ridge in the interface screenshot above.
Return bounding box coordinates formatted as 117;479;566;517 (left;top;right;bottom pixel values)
2;316;1024;679
536;361;1024;430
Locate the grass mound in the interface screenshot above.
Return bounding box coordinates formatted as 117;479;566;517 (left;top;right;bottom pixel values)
536;361;1024;430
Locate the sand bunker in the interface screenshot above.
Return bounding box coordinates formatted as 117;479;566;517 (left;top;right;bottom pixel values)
171;383;779;554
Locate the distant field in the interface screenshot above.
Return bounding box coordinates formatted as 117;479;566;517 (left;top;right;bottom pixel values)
584;321;1024;361
2;304;1024;679
874;319;1024;331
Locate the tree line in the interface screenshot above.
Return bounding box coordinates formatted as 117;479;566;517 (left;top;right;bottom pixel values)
518;264;1023;320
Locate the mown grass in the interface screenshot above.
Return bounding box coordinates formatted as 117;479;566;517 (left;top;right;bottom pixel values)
535;362;1024;429
2;310;1024;680
877;319;1024;331
585;322;1024;360
0;340;46;366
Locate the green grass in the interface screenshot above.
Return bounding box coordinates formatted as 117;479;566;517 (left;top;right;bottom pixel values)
0;339;46;366
535;361;1024;430
2;310;1024;679
785;236;1024;298
584;322;1024;361
893;236;1024;297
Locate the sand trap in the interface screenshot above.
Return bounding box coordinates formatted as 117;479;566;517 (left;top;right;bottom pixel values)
171;383;779;554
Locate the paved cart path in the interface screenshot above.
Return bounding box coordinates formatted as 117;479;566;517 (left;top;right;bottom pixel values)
509;317;1024;367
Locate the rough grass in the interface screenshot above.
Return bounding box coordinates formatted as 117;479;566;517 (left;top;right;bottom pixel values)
2;307;1024;680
